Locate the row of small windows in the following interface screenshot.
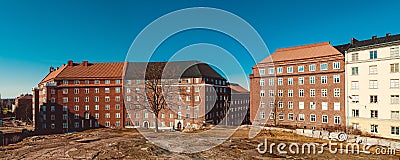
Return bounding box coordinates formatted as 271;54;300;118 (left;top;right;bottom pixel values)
350;47;399;62
260;88;341;97
259;75;340;86
260;101;341;111
259;62;341;75
350;95;400;104
62;79;121;85
40;104;121;112
353;124;400;135
350;79;400;89
260;112;341;124
59;96;121;103
351;63;399;75
352;110;400;120
125;78;226;86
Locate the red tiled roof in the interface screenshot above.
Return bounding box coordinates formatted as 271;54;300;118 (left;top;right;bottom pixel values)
57;62;124;79
259;42;342;63
40;61;124;84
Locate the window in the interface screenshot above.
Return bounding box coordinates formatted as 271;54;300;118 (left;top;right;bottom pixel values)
259;69;265;75
287;101;293;109
288;78;293;85
277;78;283;85
195;96;200;101
322;102;328;110
351;53;359;61
105;80;111;84
95;105;99;110
298;66;304;72
299;89;304;97
63;106;67;112
333;75;340;83
116;80;121;84
260;90;265;97
370;95;378;103
390;47;399;57
321;76;327;84
74;105;79;111
62;97;68;103
310;102;316;110
369;50;377;59
269;78;274;86
278;90;283;97
310;114;316;122
369;80;378;89
298;77;304;85
105;121;110;127
320;63;328;70
322;115;328;123
287;66;293;73
334;116;340;124
351;81;359;89
288;90;293;97
309;64;316;71
391;126;400;135
94;80;100;84
95;88;99;93
351;67;358;75
334;88;340;97
277;67;283;74
105;113;110;119
371;125;378;133
195;87;199;92
310;89;315;97
269;101;274;108
259;79;265;86
369;65;378;75
334;102;340;111
309;76;315;84
391;63;399;73
370;110;378;118
278;101;283;108
299;114;305;121
352;109;359;117
268;68;274;74
105;96;110;102
321;89;327;97
288;113;294;121
94;96;99;102
85;105;89;111
63;80;68;84
391;95;399;104
116;113;120;119
74;114;79;119
260;112;265;119
333;62;340;69
74;88;79;94
74;97;79;102
62;88;68;94
351;95;359;103
105;105;110;110
278;113;284;120
299;102;304;109
74;122;80;128
391;111;399;120
390;79;399;88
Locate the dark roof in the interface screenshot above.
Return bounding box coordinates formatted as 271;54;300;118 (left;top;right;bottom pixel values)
229;83;249;93
124;61;226;80
335;33;400;52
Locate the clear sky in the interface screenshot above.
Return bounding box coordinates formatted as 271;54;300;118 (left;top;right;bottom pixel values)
1;0;400;98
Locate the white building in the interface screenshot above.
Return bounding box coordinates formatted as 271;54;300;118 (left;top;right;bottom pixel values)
344;33;400;139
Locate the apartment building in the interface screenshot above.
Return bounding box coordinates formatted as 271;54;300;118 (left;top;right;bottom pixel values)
124;61;231;130
345;33;400;139
33;60;125;134
250;42;346;131
226;83;250;126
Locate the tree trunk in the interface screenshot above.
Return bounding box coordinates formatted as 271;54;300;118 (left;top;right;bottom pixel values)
155;113;159;132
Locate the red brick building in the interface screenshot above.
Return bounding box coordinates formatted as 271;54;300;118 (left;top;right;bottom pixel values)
33;60;125;134
250;42;346;131
34;60;238;133
14;94;33;122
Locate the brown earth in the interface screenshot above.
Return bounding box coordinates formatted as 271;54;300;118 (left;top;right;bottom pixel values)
0;127;399;159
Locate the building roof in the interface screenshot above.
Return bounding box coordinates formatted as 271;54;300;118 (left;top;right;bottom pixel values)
229;83;249;93
337;33;400;52
40;61;124;84
124;61;226;80
57;62;124;79
259;42;342;63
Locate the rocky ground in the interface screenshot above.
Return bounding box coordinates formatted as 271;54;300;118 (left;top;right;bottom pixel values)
0;127;399;159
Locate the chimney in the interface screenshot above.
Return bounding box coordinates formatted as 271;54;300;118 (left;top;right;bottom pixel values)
350;38;358;45
82;60;88;67
49;66;55;73
372;35;377;40
386;33;391;37
67;60;73;67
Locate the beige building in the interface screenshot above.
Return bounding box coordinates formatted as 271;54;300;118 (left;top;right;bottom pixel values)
344;33;400;139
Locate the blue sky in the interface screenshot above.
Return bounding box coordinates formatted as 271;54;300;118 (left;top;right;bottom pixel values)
1;0;400;98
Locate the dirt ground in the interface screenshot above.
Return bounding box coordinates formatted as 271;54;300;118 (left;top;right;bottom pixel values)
0;127;399;159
